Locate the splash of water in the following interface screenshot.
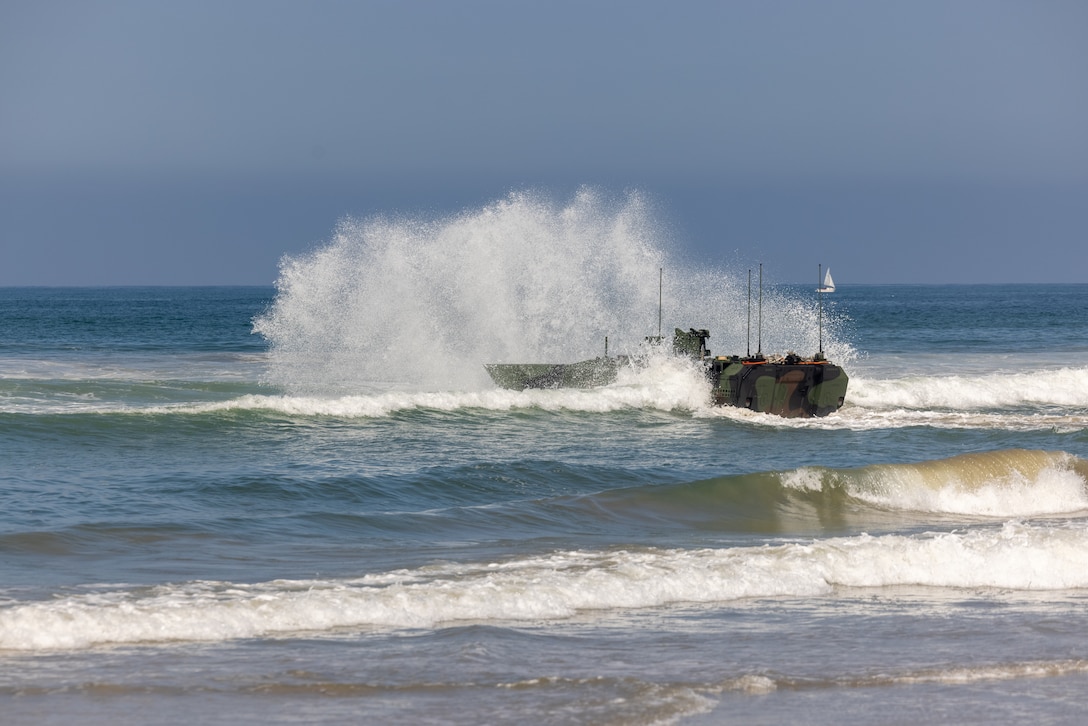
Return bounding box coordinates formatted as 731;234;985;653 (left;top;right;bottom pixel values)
254;188;849;394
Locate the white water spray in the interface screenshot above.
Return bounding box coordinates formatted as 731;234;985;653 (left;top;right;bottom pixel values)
255;188;849;394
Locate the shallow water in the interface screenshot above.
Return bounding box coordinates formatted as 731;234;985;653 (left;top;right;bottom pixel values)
3;199;1088;723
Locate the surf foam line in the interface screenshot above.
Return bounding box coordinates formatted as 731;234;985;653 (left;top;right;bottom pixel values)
780;449;1088;517
5;520;1088;651
712;659;1088;695
848;367;1088;411
824;408;1088;433
53;354;716;417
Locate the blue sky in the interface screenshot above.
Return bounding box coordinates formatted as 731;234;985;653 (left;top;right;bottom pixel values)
2;0;1086;285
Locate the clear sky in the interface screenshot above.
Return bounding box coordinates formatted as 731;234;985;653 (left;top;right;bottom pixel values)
2;0;1086;285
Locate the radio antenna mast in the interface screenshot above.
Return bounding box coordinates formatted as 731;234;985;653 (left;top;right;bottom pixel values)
746;268;752;357
658;267;663;340
818;263;824;356
757;263;763;357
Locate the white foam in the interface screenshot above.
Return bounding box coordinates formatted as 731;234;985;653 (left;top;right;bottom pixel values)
852;463;1088;517
713;659;1088;693
849;367;1088;411
827;407;1088;433
880;660;1088;686
5;521;1088;650
778;467;828;492
135;353;717;417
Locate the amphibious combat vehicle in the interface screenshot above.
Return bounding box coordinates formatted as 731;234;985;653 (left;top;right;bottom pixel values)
484;327;848;418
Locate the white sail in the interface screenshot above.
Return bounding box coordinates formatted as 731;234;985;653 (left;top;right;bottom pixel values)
818;268;835;293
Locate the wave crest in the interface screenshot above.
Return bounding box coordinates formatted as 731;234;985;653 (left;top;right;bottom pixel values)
790;449;1088;517
5;519;1088;651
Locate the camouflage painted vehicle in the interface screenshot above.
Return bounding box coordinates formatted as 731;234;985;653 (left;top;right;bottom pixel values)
675;329;849;418
485;327;849;418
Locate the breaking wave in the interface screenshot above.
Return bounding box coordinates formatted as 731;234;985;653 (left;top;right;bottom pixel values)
2;449;1085;651
778;448;1088;516
4;517;1088;651
576;449;1088;533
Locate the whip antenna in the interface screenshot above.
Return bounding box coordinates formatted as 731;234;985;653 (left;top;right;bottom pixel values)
818;263;824;356
757;263;763;357
746;268;752;357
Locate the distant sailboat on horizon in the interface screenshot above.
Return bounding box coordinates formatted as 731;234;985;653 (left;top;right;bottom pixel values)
817;267;836;293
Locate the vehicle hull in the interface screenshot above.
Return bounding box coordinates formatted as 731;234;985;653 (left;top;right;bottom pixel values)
484;329;848;418
709;359;848;418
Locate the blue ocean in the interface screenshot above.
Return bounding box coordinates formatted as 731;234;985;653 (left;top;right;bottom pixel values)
3;194;1088;724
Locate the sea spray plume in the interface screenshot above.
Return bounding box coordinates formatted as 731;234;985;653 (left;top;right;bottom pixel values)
254;188;852;394
255;189;662;393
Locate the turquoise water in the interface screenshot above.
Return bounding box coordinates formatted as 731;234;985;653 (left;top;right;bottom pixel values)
3;201;1088;724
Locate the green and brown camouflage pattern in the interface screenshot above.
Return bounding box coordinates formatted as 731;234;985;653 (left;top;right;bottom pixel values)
708;356;848;417
484;357;623;390
675;328;848;417
485;328;848;417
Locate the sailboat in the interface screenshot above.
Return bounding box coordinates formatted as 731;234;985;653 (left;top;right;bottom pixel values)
817;267;836;293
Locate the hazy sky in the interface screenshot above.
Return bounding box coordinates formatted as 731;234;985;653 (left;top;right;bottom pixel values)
3;0;1086;285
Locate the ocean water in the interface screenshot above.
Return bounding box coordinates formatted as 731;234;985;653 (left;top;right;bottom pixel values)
3;193;1088;724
